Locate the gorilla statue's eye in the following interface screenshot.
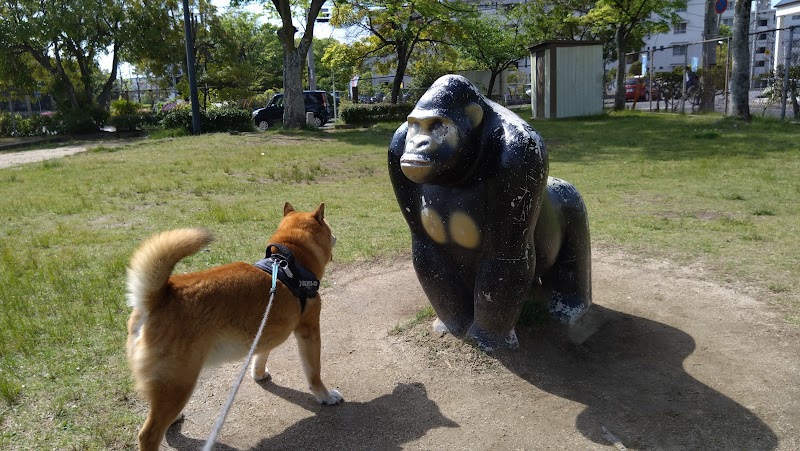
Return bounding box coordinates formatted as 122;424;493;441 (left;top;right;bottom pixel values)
408;122;420;137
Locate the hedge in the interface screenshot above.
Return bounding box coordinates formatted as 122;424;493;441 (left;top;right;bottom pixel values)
160;103;253;133
339;102;415;125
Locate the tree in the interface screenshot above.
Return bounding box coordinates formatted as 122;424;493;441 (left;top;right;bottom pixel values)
0;0;141;129
730;0;752;121
205;9;283;99
517;0;598;43
585;0;685;110
331;0;460;104
263;0;327;128
452;8;529;100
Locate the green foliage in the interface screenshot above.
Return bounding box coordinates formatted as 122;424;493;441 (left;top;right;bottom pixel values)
339;102;414;125
159;103;253;133
628;60;643;76
0;112;59;137
204;104;253;133
331;0;464;103
453;7;529;98
109;99;150;132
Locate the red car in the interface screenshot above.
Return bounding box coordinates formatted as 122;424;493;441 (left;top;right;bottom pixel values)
625;77;660;101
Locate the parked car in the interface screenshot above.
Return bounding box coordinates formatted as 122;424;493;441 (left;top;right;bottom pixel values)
625;77;660;101
252;90;333;130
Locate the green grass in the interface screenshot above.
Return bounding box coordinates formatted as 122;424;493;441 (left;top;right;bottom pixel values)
1;113;799;448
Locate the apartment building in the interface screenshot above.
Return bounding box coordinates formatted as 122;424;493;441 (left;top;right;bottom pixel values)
640;0;800;87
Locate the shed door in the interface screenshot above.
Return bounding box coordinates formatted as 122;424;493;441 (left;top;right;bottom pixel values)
535;50;545;118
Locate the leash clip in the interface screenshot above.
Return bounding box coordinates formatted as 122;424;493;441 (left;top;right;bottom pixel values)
278;259;293;278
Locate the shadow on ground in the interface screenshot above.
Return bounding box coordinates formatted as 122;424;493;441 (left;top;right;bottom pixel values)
165;382;457;450
494;304;778;450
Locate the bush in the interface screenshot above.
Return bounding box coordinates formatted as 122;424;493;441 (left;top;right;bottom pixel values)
204;104;253;133
110;99;146;132
54;106;108;134
159;103;253;134
339;103;414;125
0;112;59;137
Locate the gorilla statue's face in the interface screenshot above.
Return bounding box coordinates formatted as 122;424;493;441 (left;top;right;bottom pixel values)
400;112;460;183
399;103;484;185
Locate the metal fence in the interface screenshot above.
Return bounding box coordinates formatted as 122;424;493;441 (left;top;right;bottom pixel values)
632;25;800;119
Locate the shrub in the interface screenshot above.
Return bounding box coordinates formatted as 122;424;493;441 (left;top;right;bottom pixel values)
54;106;108;134
159;103;252;134
0;112;59;137
110;99;146;132
160;103;194;131
204;104;253;133
339;103;414;125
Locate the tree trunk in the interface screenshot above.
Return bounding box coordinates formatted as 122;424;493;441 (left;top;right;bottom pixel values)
614;26;626;111
487;71;498;100
391;44;409;104
731;0;752;121
98;39;121;110
282;48;307;128
274;0;323;129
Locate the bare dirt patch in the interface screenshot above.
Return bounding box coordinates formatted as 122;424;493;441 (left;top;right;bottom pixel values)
0;139;139;169
152;250;799;450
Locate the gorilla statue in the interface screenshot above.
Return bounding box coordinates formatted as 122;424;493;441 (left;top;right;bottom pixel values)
388;74;592;351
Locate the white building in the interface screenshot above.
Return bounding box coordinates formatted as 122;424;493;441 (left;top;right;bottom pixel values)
774;0;800;75
639;0;800;87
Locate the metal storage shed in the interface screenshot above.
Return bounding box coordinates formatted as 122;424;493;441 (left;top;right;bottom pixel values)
529;41;604;119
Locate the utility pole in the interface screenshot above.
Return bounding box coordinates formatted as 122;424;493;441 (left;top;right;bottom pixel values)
183;0;201;135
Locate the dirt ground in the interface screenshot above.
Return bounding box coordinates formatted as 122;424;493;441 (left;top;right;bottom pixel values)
159;251;798;451
0;139;135;169
3;144;798;450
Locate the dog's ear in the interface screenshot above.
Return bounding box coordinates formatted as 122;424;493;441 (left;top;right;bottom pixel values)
283;202;295;216
314;202;325;223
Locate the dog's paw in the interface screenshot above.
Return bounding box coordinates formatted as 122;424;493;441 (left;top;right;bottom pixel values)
318;389;343;406
251;365;271;382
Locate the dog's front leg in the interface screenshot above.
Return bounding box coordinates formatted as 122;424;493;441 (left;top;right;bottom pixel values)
294;310;343;405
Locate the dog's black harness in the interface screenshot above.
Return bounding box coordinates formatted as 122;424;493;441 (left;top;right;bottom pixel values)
253;243;319;312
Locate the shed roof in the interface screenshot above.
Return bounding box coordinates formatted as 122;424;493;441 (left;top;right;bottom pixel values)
528;40;605;53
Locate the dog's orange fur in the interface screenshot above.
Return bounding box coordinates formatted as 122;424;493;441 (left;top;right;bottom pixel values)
126;203;341;451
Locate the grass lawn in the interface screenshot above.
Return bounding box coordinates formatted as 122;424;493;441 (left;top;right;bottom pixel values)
0;111;798;449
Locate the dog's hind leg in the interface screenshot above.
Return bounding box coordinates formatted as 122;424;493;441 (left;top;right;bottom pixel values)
251;350;272;381
137;374;199;451
294;307;343;406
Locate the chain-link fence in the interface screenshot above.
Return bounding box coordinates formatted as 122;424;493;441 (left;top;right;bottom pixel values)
632;25;800;119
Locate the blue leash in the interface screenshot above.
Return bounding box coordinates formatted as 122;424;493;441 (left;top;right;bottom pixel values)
203;260;279;450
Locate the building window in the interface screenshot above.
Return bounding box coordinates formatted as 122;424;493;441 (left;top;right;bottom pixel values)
722;18;733;26
676;6;687;12
758;33;767;40
758;19;768;27
674;22;687;34
673;45;687;56
755;60;766;67
792;15;800;20
757;46;767;54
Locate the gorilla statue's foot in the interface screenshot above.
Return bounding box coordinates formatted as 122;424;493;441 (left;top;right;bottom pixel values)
431;317;470;338
432;318;450;337
466;324;519;352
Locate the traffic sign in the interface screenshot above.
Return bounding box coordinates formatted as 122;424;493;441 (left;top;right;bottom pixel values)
715;0;727;14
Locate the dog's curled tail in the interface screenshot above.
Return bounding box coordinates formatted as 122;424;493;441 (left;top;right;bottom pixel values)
126;228;213;313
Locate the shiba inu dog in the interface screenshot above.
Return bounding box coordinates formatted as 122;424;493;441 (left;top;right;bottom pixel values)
126;203;341;451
